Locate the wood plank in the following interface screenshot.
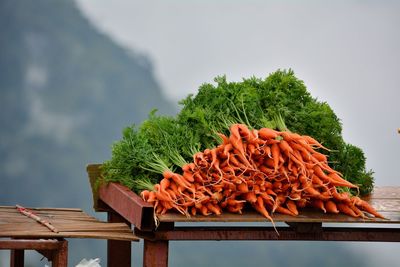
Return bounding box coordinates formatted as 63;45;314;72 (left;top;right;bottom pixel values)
107;211;132;267
369;186;400;199
157;209;399;223
0;206;138;241
135;226;400;242
98;182;155;231
0;231;138;241
0;239;62;250
369;199;400;212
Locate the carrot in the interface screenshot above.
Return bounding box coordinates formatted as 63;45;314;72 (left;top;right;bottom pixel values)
227;203;244;214
286;200;299;215
227;198;246;206
272;194;286;213
222;143;233;157
275;206;296;216
302;135;331;151
263;146;272;158
263;158;275;169
311;174;325;187
279;139;294;156
330;187;351;202
289;192;301;201
311;152;328;163
200;205;211;216
271;143;280;172
253;197;274;221
312;165;331;183
154;185;173;202
337;203;359;217
303;185;321;197
181;162;196;173
325;200;339;213
229;125;246;153
166;189;178;200
237;182;249;193
258;128;278;140
247;143;257;155
182;170;195;183
160;178;171;191
328;172;359;189
206;202;222;215
164;170;192;189
243;191;258;203
191;206;197;216
311;199;326;213
353;198;385;219
289;142;311;160
217;133;230;145
140;190;150;201
296;198;307;208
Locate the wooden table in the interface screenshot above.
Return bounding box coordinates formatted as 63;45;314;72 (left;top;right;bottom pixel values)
87;164;400;267
0;206;138;267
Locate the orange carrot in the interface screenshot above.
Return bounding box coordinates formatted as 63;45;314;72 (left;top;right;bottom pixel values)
302;135;331;151
275;206;296;216
328;172;359;189
353;198;385;219
258;128;278;140
243;191;258;203
191;206;197;216
286;200;299;215
279;139;294;156
271;143;280;172
325;200;339;213
227;203;244;214
311;152;328;163
337;203;359;217
206;202;222;215
237;182;249;193
311;199;326;213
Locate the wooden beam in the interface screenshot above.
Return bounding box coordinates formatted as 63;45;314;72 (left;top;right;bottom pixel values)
107;212;132;267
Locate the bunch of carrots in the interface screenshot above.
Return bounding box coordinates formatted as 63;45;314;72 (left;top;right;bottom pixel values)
140;124;383;224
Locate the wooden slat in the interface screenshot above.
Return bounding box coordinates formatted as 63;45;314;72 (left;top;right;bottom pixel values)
157;209;400;224
369;186;400;199
98;182;155;231
0;206;139;241
0;232;137;241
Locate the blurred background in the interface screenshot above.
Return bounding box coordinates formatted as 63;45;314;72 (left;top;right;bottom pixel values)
1;0;399;266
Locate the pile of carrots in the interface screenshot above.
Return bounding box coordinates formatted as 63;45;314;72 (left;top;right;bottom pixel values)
141;124;383;223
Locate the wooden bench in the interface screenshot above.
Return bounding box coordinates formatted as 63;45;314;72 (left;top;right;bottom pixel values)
0;206;138;267
87;164;400;267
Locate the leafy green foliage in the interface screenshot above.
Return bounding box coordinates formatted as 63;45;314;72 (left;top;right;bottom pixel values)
104;69;374;194
101;125;159;191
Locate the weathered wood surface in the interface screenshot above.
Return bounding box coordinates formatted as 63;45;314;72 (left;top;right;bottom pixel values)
0;206;138;241
158;186;400;223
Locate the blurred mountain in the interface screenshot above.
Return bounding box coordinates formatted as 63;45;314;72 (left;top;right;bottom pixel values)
0;0;175;205
0;0;175;264
0;0;371;266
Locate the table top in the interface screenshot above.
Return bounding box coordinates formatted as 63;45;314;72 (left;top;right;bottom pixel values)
157;186;400;224
0;206;138;241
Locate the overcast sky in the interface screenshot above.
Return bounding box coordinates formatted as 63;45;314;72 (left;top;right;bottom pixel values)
75;0;400;188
